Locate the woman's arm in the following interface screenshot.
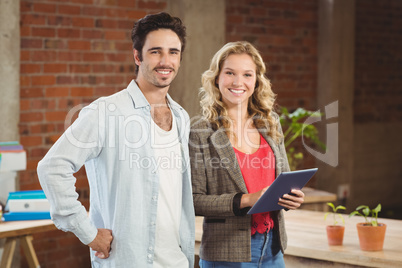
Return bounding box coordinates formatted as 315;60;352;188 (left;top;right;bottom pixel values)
240;186;269;208
189;129;239;217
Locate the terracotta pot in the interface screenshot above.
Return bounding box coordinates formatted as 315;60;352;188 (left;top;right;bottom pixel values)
326;225;345;246
356;223;386;251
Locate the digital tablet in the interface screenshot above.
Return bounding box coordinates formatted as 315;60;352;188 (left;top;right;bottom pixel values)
247;168;318;214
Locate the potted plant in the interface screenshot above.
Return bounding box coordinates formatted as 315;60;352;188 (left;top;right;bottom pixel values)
279;107;326;170
324;202;346;245
349;204;386;251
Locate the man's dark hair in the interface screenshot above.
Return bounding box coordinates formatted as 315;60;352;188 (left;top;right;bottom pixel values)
131;12;186;72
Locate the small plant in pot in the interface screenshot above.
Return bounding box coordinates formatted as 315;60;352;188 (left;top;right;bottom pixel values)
324;202;346;246
349;204;386;251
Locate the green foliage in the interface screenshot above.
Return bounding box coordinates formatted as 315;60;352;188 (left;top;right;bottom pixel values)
279;107;326;170
324;202;346;226
349;204;382;226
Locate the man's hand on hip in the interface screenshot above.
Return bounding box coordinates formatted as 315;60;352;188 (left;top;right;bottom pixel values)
88;228;113;259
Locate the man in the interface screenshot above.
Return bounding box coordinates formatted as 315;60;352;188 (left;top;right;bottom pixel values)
37;12;195;267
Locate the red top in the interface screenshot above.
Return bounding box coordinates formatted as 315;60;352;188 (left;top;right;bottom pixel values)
233;135;275;235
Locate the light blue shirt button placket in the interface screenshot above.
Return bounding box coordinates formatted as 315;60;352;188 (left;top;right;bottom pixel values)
148;253;153;263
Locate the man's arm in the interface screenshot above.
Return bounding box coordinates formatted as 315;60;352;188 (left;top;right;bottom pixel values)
37;102;105;246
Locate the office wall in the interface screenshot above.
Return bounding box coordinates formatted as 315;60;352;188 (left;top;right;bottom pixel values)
351;0;402;212
0;0;20;265
0;0;20;142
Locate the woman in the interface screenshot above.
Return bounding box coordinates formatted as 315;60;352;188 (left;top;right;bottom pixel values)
190;41;305;267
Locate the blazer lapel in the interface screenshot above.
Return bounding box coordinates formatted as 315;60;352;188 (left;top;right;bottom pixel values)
260;131;280;178
210;128;249;193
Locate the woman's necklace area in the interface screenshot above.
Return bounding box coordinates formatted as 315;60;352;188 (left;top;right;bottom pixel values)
230;119;260;154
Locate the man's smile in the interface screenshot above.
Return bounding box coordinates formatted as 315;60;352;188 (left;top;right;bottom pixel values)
155;68;174;75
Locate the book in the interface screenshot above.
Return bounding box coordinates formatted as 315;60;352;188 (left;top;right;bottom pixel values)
0;141;19;146
0;150;27;171
0;144;24;151
7;190;47;200
2;211;51;221
2;190;51;221
6;198;50;212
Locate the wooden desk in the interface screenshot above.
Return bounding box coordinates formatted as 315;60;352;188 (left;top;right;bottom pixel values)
0;219;57;268
284;210;402;267
195;210;402;267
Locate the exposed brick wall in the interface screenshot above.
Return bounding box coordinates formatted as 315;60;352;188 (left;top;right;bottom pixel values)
19;1;166;267
225;0;318;110
354;0;402;123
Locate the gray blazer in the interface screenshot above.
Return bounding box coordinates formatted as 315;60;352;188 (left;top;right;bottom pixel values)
189;114;290;262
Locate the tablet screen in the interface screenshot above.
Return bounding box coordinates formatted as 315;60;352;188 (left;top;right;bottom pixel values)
247;168;318;214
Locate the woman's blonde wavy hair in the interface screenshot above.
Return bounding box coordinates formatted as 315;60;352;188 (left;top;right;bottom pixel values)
199;41;281;143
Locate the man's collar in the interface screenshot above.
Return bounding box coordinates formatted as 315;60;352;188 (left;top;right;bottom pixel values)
126;80;182;111
126;80;149;108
